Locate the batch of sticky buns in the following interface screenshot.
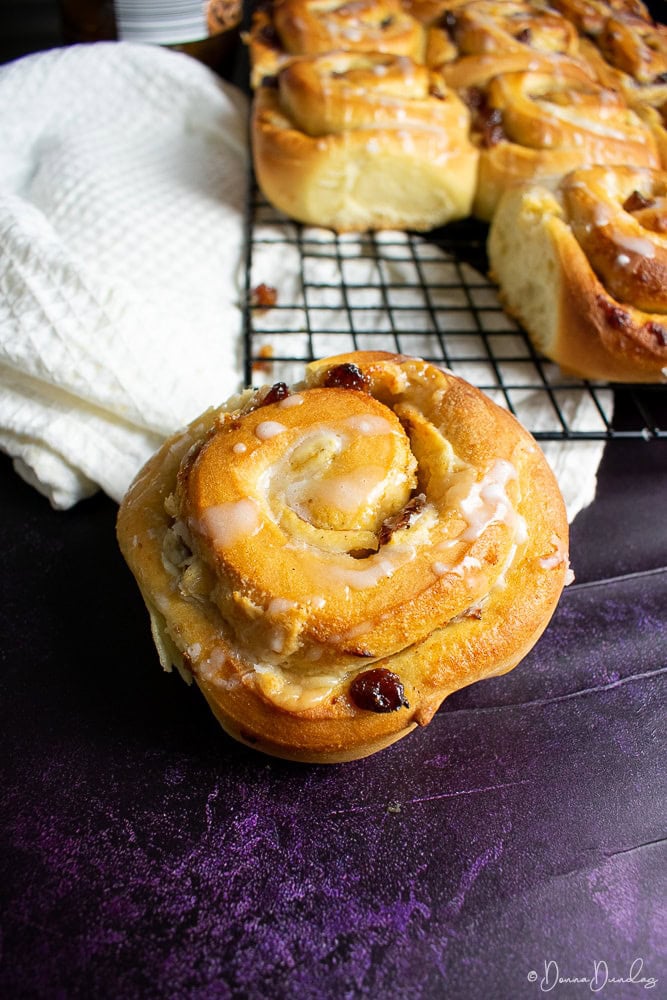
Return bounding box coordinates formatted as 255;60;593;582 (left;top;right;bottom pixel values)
248;0;667;383
117;0;665;763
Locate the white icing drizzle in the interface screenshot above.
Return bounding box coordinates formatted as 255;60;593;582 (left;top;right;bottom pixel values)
431;554;482;579
344;415;397;435
610;231;656;259
593;206;610;227
494;544;518;590
267;597;297;616
278;394;305;408
268;628;286;654
255;420;288;440
287;465;390;518
232;442;247;454
197;647;227;684
539;533;570;571
253;663;339;710
199;498;261;549
455;460;527;544
448;555;483;577
330;545;415;590
341;620;373;641
321;466;388;514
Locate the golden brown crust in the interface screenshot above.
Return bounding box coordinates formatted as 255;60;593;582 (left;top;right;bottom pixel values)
550;0;652;38
487;166;667;382
472;66;660;221
246;0;425;88
117;352;569;763
427;0;583;72
251;52;478;232
247;0;666;230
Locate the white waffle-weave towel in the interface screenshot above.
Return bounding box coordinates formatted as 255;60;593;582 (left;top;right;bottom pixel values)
0;42;249;508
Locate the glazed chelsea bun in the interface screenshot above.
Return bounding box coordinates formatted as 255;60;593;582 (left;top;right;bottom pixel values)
117;352;570;763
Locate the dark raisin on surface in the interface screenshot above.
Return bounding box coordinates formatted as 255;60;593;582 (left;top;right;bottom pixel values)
323;362;371;391
464;88;505;147
349;668;409;713
463;86;484;112
379;493;426;546
441;10;458;40
623;189;654;213
380;15;394;28
480;107;505;148
257;24;280;48
261;382;290;406
251;283;278;308
515;27;532;43
597;295;632;331
647;321;667;347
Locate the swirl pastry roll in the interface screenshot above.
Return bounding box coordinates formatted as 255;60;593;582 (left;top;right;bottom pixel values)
470;64;660;220
549;0;652;38
247;0;425;88
251;52;478;231
582;13;667;111
488;165;667;382
117;352;570;763
426;0;585;81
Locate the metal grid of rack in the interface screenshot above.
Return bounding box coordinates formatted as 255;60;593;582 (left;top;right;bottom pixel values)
243;187;666;441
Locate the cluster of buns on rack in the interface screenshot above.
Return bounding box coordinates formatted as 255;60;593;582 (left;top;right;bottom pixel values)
247;0;667;382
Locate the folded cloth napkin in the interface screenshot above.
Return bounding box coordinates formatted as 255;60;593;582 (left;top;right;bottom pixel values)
0;42;249;508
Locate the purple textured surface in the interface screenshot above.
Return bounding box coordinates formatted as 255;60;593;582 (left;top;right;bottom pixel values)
1;441;666;1000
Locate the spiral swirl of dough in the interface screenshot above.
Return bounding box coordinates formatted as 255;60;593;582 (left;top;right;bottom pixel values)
488;166;667;382
278;50;467;134
252;52;478;231
597;14;667;88
248;0;425;86
473;65;660;219
426;0;586;74
562;165;667;313
117;352;570;762
488;67;653;155
575;12;667;112
446;0;580;61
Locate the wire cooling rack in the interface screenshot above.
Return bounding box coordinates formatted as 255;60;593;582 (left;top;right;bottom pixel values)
243;187;666;441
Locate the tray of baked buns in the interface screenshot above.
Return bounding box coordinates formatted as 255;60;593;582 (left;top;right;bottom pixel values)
242;0;667;439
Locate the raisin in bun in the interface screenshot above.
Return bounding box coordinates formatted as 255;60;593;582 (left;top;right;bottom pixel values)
488;165;667;382
117;352;570;763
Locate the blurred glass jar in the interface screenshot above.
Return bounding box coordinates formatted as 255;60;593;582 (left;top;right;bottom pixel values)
60;1;241;73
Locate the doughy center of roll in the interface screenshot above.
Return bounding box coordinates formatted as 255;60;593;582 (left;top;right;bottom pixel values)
190;389;416;554
176;364;527;691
